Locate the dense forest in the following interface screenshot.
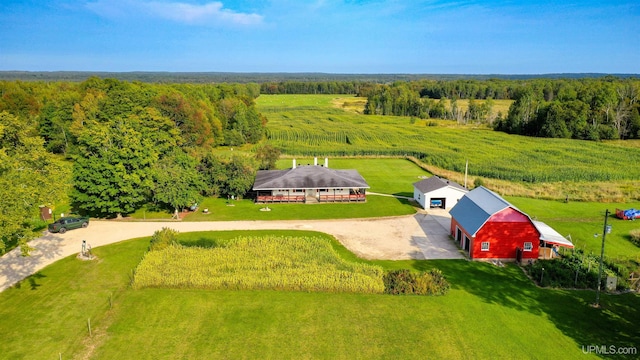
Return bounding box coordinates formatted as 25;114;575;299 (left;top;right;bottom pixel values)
0;78;278;253
361;78;640;140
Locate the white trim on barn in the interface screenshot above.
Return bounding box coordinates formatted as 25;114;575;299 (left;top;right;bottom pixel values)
413;176;468;209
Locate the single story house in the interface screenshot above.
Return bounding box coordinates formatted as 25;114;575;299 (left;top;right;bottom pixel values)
449;186;573;262
253;158;369;203
413;176;468;209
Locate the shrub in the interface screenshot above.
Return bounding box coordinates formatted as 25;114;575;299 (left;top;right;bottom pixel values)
526;249;629;290
149;227;179;251
383;269;450;296
473;178;485;188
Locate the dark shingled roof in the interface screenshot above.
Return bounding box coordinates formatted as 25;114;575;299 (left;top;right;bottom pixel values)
413;176;466;193
253;166;369;190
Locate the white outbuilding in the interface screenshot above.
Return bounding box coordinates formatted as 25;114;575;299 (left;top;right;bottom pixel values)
413;176;468;209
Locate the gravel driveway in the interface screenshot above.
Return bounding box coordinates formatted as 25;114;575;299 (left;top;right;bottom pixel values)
0;212;463;292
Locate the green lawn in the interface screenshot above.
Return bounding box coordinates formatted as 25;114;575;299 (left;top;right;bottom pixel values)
182;194;415;221
277;157;430;196
508;197;640;261
163;157;425;221
1;231;637;359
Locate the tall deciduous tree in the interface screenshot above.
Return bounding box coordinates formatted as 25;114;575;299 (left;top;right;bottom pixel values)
199;154;257;199
71;118;157;218
152;149;203;212
0;112;70;255
255;144;281;170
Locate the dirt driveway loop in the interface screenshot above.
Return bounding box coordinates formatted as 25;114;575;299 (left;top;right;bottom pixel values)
0;209;463;292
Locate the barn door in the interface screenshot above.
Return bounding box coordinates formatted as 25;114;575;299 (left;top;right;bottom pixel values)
516;247;523;263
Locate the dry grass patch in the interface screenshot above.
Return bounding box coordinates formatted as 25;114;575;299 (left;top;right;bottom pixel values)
133;235;385;294
331;96;368;114
406;156;640;202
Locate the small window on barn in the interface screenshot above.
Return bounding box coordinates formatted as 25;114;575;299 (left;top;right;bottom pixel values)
481;242;490;251
524;242;533;251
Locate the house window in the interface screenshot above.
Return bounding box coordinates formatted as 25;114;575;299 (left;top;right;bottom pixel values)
523;242;533;251
481;242;490;251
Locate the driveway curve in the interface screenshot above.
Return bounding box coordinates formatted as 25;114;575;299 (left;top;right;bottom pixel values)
0;212;463;292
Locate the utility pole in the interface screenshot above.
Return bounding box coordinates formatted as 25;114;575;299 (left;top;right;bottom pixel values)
594;209;609;307
464;159;469;188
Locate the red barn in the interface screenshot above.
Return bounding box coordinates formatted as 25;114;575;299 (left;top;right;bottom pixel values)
449;186;540;262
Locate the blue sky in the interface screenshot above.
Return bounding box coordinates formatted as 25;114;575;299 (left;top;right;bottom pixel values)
1;0;638;74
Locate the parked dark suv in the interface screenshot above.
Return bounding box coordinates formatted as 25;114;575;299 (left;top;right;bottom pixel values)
48;217;89;234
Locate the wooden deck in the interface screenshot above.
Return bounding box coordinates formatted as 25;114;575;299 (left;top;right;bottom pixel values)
318;194;366;203
256;195;305;203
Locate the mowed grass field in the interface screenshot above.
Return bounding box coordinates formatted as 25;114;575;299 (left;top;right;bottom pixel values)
2;231;637;359
177;157;425;221
508;197;640;261
257;94;640;184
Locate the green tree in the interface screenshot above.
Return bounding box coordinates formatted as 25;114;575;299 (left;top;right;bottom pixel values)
224;155;257;199
539;102;571;138
199;153;225;197
199;154;257;199
255;144;281;170
152;149;203;212
71;118;157;218
38;88;81;155
0;112;71;255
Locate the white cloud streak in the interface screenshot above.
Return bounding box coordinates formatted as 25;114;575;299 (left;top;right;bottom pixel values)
86;0;263;26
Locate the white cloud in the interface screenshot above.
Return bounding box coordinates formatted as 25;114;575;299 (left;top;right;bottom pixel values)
86;0;263;26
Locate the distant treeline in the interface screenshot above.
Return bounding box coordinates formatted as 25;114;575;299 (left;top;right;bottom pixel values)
361;78;640;140
1;71;637;83
260;81;362;94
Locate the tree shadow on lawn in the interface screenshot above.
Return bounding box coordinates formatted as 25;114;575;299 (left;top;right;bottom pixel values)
413;260;640;357
413;260;543;313
1;232;64;291
539;290;640;358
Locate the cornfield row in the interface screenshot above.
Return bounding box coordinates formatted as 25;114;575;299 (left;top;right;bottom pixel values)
132;236;385;294
257;94;640;183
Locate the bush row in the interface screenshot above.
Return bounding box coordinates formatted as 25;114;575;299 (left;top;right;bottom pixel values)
383;269;450;296
526;250;629;290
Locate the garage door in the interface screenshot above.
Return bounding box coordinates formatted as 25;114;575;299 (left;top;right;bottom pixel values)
429;197;446;209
